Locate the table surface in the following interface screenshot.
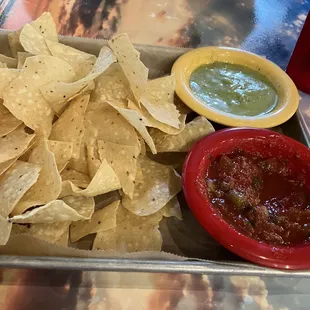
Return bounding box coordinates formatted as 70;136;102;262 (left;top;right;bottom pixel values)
0;1;310;309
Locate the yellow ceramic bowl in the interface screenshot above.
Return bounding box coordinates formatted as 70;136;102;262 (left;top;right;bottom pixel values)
172;47;299;128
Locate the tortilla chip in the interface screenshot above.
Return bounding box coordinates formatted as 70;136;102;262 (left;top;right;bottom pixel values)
8;30;23;57
60;159;121;198
46;39;96;79
62;195;95;219
91;63;131;102
30;12;58;41
0;126;35;163
70;200;119;243
11;139;62;216
19;12;58;56
3;55;75;136
0;68;20;98
8;13;57;58
0;103;23;137
20;24;51;55
50;94;89;159
0;215;12;245
149;116;215;152
109;34;148;105
11;221;70;245
40;46;115;112
17;52;33;69
107;100;156;154
161;197;183;220
93;204;162;252
140;75;180;128
0;159;17;176
48;140;73;172
0;139;36;176
67;135;88;174
122;155;181;216
61;168;90;188
85;103;140;148
57;227;69;246
127;99;186;135
86;143;101;179
138;135;146;155
10;196;95;223
0;55;17;68
97;140;138;198
0;161;41;217
148;152;187;170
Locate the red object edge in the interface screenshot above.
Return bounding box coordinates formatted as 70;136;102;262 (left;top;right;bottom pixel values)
182;128;310;270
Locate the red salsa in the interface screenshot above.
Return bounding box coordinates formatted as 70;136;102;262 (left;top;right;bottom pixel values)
206;150;310;245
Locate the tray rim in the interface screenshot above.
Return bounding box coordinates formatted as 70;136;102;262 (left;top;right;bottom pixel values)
0;256;310;277
0;31;309;275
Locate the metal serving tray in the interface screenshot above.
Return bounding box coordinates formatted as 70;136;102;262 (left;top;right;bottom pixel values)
0;32;309;277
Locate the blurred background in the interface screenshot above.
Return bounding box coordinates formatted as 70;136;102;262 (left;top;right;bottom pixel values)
0;0;309;68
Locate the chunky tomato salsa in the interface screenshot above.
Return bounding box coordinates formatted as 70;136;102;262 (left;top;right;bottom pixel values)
206;150;310;245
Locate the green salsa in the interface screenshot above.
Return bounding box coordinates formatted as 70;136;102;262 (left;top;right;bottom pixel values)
189;62;278;116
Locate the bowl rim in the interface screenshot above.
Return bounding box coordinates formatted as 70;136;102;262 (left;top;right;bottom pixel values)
182;127;310;270
172;47;300;128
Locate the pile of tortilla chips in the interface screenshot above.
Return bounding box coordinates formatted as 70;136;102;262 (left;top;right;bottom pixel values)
0;13;214;253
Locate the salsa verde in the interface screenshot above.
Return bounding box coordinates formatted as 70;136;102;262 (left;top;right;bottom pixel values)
189;62;278;116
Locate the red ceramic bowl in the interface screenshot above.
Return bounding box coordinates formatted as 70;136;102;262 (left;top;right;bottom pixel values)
183;128;310;270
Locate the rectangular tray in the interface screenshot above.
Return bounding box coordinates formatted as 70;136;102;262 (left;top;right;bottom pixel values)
0;32;309;277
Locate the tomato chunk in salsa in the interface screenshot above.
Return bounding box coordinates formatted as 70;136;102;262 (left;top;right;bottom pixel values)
206;150;310;245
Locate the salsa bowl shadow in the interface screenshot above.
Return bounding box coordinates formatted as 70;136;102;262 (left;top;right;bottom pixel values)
182;128;310;270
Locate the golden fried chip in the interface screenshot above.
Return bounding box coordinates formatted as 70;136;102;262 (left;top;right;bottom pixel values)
57;227;69;247
60;159;121;198
91;63;130;102
0;126;35;163
109;34;148;104
97;140;138;198
140;75;180;128
93;204;162;252
17;52;33;69
0;161;41;217
10;196;94;223
12;140;62;216
149;116;215;152
122;155;181;216
67;135;88;174
70;200;119;243
8;13;57;57
40;46;115;113
0;159;17;176
107;100;156;154
85;103;140;148
0;215;12;245
0;68;20;98
0;54;17;68
86;143;101;179
48;140;73;172
20;24;51;55
61;168;90;188
0;103;22;137
8;30;23;57
45;39;96;79
161;197;183;220
127;99;186;135
3;55;75;136
50;94;89;159
11;221;70;245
